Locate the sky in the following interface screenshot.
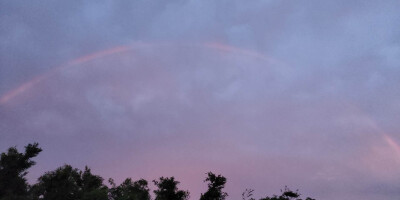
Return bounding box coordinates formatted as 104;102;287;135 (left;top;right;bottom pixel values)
1;0;400;199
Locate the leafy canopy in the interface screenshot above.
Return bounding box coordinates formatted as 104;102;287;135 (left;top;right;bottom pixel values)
200;172;228;200
0;143;42;200
31;165;108;200
153;177;189;200
109;178;150;200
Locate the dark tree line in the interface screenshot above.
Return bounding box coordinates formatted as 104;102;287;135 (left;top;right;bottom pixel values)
0;143;315;200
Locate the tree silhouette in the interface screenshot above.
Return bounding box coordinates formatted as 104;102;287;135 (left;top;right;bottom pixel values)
109;178;150;200
153;177;189;200
242;189;255;200
31;165;107;200
200;172;228;200
0;143;42;200
80;166;108;200
259;186;315;200
0;144;317;200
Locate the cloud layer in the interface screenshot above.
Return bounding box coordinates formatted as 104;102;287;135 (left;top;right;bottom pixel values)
1;1;400;199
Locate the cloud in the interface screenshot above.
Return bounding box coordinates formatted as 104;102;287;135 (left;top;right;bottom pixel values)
1;1;400;199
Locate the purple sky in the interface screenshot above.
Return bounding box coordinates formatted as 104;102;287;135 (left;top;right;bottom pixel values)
1;1;400;199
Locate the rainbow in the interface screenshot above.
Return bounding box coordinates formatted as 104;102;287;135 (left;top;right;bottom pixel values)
0;42;274;105
1;42;399;161
0;45;132;105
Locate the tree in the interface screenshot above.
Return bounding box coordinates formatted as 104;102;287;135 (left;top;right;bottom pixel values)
0;143;42;200
242;189;255;200
31;165;81;200
109;178;150;200
1;143;318;200
31;165;108;200
259;186;315;200
200;172;228;200
153;177;189;200
80;166;108;200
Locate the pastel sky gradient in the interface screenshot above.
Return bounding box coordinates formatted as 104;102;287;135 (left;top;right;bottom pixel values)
1;1;400;199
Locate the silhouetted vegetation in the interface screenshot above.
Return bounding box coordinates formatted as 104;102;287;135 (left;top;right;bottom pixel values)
153;177;189;200
258;186;315;200
0;143;42;200
242;188;255;200
200;172;227;200
0;143;316;200
30;165;108;200
109;178;150;200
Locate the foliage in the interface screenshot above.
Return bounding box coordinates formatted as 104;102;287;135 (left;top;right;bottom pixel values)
153;177;189;200
200;172;228;200
109;178;150;200
31;165;108;200
259;186;315;200
242;189;255;200
0;143;42;200
81;166;108;200
0;143;317;200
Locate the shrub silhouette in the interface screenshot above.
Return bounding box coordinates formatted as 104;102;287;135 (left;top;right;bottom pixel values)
258;186;315;200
